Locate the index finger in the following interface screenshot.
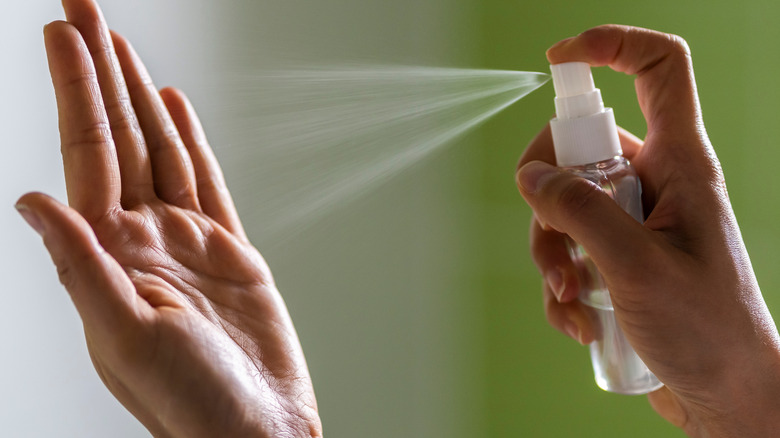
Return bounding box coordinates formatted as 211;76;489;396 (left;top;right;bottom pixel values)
45;21;120;221
546;25;702;141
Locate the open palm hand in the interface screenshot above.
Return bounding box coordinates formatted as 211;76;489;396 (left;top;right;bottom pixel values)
16;1;321;437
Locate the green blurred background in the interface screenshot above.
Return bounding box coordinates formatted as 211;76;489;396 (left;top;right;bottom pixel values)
5;0;780;436
478;1;776;437
230;0;778;436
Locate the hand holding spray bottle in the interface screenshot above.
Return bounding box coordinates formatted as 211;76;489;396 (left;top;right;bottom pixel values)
548;62;663;395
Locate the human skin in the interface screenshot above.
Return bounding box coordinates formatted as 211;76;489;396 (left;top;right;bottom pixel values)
15;0;322;437
516;25;780;437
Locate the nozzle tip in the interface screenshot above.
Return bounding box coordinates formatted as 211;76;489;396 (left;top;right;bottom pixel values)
550;62;595;98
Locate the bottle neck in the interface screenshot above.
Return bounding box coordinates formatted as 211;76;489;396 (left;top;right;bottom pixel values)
554;89;605;119
560;155;625;171
550;107;623;167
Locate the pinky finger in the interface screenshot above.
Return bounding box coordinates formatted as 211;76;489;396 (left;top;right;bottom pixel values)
543;282;595;345
159;87;248;241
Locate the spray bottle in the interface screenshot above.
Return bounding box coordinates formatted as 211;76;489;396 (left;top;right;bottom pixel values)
548;62;663;395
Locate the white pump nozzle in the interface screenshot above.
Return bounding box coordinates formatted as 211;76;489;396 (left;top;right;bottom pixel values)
551;62;594;97
551;62;605;120
549;62;621;167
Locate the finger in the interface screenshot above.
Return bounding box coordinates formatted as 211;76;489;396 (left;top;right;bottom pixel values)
543;283;595;345
519;123;557;167
530;216;579;303
647;386;688;429
516;160;660;286
62;0;154;205
16;192;140;336
517;123;643;172
159;87;249;240
44;21;121;221
546;25;702;141
617;126;643;158
111;31;200;210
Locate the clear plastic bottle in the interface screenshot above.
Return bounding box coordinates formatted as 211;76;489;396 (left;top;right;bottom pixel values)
548;62;662;395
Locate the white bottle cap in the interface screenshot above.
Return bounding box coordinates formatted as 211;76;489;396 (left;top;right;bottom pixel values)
549;62;622;167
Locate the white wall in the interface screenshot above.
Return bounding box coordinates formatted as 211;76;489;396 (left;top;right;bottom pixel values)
1;1;483;436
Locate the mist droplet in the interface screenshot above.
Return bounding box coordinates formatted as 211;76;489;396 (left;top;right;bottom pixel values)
217;65;549;245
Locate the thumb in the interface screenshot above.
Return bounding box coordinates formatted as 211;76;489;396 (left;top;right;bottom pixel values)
16;192;137;333
517;160;658;284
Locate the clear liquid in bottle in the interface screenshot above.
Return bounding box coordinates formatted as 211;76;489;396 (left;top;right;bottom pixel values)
564;156;662;395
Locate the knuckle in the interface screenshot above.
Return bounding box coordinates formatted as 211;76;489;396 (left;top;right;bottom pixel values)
103;94;135;120
65;122;113;149
698;157;730;202
88;37;116;60
105;100;145;139
579;24;614;40
197;175;228;199
50;239;113;296
56;263;76;289
529;227;564;271
126;75;155;96
60;71;99;90
166;182;199;208
196;174;220;192
147;126;184;154
580;25;614;43
109;120;144;145
54;251;100;291
665;33;691;57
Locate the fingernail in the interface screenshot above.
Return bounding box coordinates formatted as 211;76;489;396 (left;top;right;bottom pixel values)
567;309;593;345
564;322;582;345
546;268;565;302
533;212;549;230
16;204;45;236
517;161;557;194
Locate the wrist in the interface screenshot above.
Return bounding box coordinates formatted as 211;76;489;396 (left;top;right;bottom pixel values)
180;412;322;438
219;406;323;438
145;402;322;438
687;341;780;437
